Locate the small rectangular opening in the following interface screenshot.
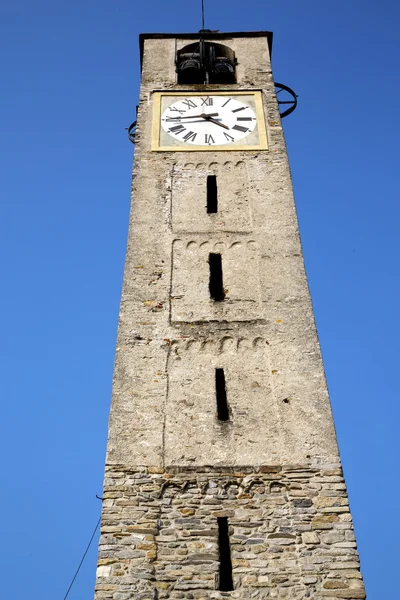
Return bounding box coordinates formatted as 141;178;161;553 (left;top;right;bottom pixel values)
218;517;233;591
215;368;229;421
209;253;225;301
207;175;218;213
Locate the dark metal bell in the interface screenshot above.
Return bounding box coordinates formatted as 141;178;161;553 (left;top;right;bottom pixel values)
212;59;235;83
178;57;205;84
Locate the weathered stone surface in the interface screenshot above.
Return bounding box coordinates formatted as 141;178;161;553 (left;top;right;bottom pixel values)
316;591;366;599
103;32;341;472
94;466;365;599
302;531;320;545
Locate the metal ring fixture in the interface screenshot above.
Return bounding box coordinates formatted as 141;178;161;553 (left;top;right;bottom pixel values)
127;121;137;144
274;82;298;118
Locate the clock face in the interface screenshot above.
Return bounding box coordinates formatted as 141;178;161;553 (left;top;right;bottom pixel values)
153;91;268;151
160;95;258;146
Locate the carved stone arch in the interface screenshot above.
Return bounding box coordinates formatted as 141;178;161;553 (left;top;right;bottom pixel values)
213;241;225;253
202;339;216;354
220;336;237;353
225;482;240;497
229;241;242;250
269;480;289;495
159;480;185;499
238;337;252;351
243;478;267;495
253;337;266;349
204;479;221;495
221;478;242;491
172;239;183;250
186;339;201;353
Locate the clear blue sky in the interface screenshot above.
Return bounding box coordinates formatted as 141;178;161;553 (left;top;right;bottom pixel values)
1;1;399;598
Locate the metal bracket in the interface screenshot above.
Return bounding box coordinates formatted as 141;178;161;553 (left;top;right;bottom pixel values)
275;82;298;118
127;121;137;144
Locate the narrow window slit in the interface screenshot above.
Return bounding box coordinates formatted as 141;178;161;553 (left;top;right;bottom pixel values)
218;517;233;591
209;253;225;301
215;368;229;421
207;175;218;213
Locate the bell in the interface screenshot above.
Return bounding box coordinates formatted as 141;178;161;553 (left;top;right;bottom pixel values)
211;58;235;83
177;56;205;84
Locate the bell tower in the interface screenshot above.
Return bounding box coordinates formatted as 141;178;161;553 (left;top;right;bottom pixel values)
94;31;366;600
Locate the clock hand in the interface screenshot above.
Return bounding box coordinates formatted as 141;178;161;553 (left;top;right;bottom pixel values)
204;116;230;130
177;112;219;119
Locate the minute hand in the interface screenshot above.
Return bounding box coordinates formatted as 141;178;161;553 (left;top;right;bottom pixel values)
178;112;219;119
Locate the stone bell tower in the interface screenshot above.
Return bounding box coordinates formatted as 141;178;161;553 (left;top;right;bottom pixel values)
94;31;366;600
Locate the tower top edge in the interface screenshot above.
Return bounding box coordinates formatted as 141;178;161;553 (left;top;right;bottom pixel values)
139;30;273;68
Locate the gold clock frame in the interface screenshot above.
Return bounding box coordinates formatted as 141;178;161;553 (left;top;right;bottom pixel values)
151;90;268;152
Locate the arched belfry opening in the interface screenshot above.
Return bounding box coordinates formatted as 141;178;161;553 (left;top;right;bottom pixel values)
177;41;236;84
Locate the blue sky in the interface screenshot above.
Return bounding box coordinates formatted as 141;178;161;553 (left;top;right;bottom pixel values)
1;1;399;598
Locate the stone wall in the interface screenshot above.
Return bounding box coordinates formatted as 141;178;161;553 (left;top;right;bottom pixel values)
105;30;340;470
95;464;365;600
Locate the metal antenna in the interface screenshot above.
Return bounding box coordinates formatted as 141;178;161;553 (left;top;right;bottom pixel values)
201;0;205;30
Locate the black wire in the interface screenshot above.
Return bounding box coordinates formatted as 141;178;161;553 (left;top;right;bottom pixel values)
63;515;101;600
201;0;205;30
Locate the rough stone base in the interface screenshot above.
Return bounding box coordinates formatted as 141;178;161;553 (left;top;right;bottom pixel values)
94;464;366;600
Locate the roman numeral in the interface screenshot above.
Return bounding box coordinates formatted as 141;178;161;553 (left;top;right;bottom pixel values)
169;107;186;115
222;98;231;107
232;106;247;113
182;99;197;108
201;97;213;106
164;116;181;122
223;132;235;141
232;124;249;133
183;131;197;142
237;117;253;121
205;134;215;144
168;124;186;134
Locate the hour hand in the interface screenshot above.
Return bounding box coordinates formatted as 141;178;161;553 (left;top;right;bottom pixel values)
205;116;230;130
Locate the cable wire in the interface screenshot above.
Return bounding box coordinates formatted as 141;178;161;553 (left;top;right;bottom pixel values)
63;514;101;600
201;0;205;30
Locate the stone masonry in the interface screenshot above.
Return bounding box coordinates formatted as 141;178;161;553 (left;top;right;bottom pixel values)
94;32;366;599
96;465;365;600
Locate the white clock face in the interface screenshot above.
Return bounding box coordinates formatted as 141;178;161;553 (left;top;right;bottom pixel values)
160;95;258;146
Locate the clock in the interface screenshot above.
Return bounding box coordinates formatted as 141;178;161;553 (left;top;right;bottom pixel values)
152;91;268;151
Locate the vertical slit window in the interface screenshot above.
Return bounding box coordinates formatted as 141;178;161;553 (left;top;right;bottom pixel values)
215;368;229;421
207;175;218;213
218;517;233;591
209;253;225;301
